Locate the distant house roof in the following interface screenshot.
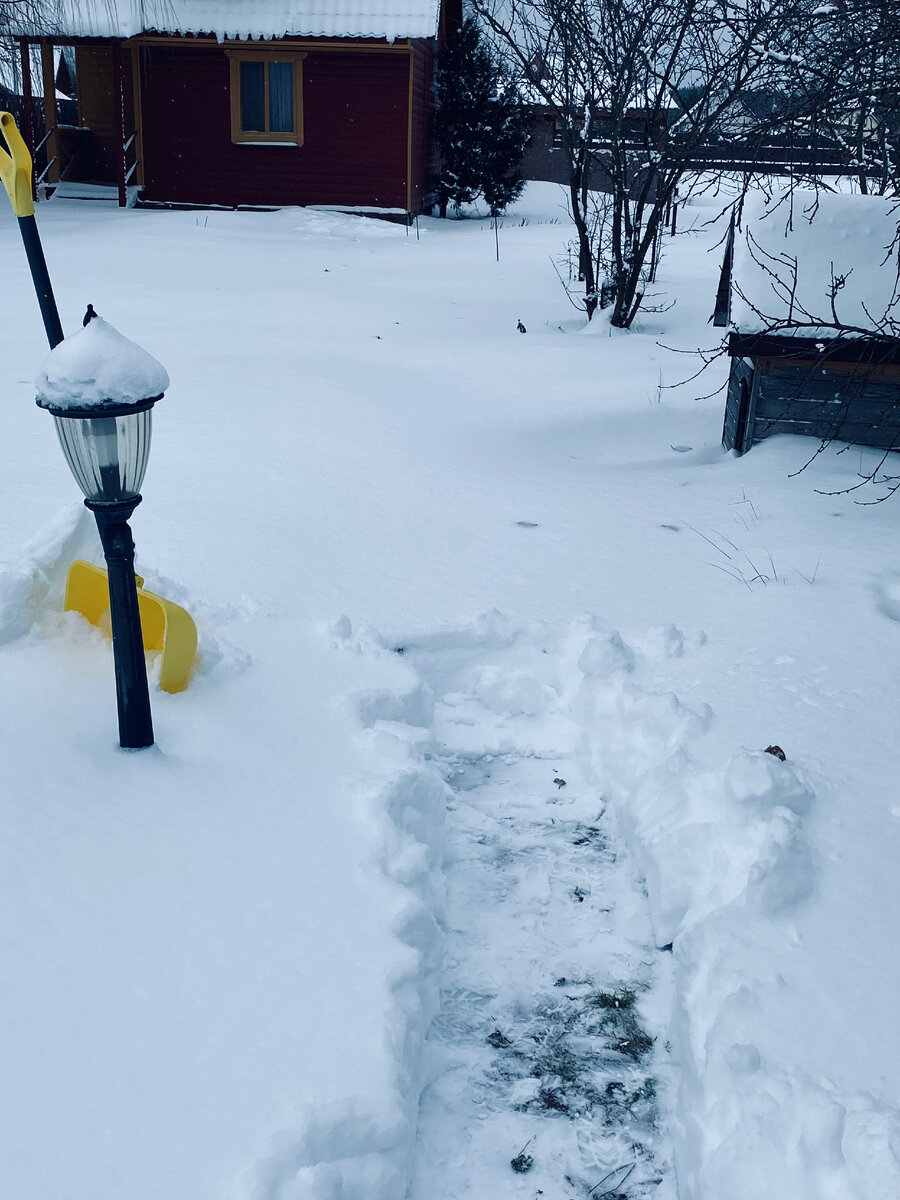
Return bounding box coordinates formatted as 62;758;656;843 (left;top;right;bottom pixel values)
12;0;441;42
729;190;900;339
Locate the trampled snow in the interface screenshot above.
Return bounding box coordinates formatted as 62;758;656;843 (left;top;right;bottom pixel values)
35;315;169;409
1;180;900;1200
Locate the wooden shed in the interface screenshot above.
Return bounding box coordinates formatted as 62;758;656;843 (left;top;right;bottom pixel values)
717;191;900;455
10;0;462;213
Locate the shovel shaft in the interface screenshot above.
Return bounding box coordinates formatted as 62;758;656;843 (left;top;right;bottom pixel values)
1;112;64;346
18;214;64;348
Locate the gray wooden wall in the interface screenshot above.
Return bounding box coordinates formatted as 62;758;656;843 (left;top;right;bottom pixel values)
722;357;755;452
723;356;900;453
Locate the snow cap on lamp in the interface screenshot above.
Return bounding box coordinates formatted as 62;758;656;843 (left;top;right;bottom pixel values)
35;310;169;504
35;312;168;416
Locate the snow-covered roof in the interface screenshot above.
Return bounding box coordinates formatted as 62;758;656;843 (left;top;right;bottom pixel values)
14;0;441;41
730;190;900;339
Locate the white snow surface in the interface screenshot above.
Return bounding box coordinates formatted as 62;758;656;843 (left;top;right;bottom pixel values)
18;0;440;41
35;316;169;408
2;181;900;1199
731;188;900;336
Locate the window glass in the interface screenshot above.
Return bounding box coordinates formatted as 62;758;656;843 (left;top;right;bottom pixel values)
268;61;294;133
240;61;265;131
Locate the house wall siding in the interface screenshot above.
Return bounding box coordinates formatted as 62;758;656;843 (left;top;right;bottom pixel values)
408;38;432;211
138;42;413;208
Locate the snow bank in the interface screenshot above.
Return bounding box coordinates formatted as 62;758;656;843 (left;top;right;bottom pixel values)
238;617;448;1200
575;621;900;1200
35;316;169;409
731;190;900;337
0;502;99;644
0;520;446;1200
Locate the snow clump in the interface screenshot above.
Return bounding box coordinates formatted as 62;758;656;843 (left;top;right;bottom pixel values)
35;316;169;409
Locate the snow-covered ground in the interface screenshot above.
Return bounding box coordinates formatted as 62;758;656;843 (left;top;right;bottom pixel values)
1;181;899;1199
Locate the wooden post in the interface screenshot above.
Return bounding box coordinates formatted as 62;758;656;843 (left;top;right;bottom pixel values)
39;40;59;189
112;41;127;207
130;44;144;189
404;47;415;214
19;40;36;200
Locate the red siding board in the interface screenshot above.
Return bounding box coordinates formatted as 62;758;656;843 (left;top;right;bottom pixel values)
408;39;433;211
139;44;412;208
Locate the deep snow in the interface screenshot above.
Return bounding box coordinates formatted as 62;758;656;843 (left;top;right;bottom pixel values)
731;188;900;336
1;181;899;1199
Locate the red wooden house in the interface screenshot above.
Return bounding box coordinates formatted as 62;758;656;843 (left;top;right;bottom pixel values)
11;0;461;213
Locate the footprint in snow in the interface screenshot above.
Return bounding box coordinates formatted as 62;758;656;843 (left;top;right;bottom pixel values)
876;574;900;622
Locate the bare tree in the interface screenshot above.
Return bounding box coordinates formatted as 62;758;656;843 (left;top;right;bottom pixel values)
790;0;900;196
0;2;174;108
0;1;49;83
473;0;833;327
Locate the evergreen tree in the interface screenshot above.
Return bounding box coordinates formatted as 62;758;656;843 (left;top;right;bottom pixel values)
479;76;534;216
432;16;532;217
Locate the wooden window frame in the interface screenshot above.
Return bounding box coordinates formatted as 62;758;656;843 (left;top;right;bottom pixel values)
226;49;307;145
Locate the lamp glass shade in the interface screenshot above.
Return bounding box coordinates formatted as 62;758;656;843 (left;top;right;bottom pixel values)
52;408;152;503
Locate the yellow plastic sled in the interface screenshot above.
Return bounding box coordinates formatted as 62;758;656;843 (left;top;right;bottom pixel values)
64;559;198;694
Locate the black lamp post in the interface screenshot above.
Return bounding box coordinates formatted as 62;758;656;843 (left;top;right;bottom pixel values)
36;316;167;750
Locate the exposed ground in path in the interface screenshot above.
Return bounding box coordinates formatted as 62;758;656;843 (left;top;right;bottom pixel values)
397;621;675;1200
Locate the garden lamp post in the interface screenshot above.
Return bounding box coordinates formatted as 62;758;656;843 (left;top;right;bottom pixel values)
36;312;169;750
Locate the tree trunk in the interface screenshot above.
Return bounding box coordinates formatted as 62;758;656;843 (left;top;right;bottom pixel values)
568;177;598;319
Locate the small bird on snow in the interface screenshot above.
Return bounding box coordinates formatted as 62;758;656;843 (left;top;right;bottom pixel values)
517;319;527;333
83;303;98;326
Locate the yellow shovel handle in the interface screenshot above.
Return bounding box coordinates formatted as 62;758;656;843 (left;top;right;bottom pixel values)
0;111;35;217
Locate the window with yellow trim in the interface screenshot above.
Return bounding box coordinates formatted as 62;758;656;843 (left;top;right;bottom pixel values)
227;51;306;144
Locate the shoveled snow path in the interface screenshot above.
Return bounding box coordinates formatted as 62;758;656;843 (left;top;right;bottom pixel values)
397;617;676;1200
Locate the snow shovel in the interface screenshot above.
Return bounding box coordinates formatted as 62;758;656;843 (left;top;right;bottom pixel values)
64;560;199;694
0;111;65;348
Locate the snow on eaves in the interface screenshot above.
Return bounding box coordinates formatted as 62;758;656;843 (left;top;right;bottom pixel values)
730;189;900;339
13;0;441;42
